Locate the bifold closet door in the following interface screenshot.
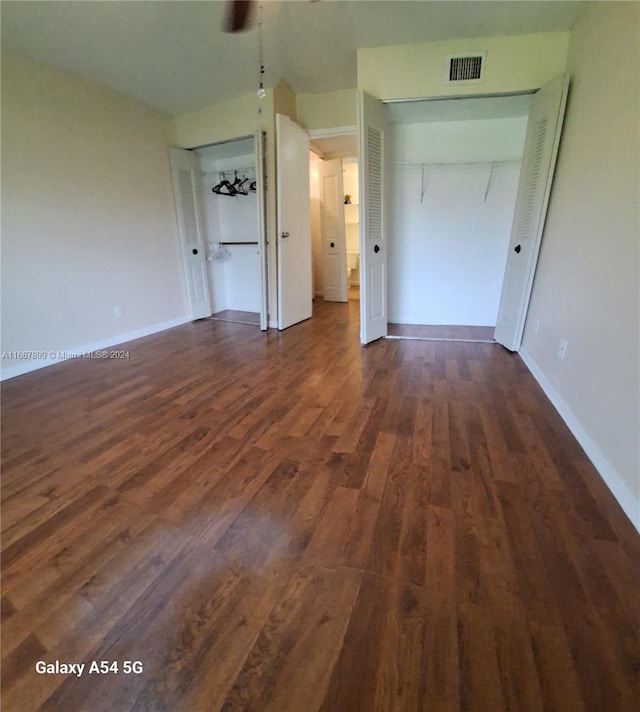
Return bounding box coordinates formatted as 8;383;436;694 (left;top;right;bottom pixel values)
494;74;569;351
358;91;389;344
168;147;212;320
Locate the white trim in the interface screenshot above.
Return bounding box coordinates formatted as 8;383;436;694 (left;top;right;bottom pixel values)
307;125;357;139
0;316;192;382
520;347;640;533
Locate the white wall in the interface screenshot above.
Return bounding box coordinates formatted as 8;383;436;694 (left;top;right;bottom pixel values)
358;31;570;101
343;162;360;286
297;89;357;130
388;117;526;326
520;2;640;528
198;152;261;313
343;162;360;253
1;55;187;379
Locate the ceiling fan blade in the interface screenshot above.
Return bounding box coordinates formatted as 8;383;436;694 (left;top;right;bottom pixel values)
224;0;254;33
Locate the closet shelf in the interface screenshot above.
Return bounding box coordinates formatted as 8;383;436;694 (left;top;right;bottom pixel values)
394;159;520;169
202;167;255;176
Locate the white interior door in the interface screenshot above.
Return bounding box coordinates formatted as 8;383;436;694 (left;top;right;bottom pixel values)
276;114;312;330
168;147;211;320
255;130;269;330
320;158;348;302
494;74;570;351
358;91;389;344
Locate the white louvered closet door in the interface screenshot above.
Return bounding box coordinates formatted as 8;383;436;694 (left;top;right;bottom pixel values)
320;158;348;302
358;91;389;344
494;74;569;351
168;147;211;320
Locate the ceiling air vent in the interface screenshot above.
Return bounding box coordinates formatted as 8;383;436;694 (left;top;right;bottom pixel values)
447;52;486;84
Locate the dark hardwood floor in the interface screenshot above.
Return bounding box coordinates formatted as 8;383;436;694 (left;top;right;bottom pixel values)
2;300;638;711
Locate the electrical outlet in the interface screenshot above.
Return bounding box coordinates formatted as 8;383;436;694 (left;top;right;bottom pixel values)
558;338;568;359
114;306;123;318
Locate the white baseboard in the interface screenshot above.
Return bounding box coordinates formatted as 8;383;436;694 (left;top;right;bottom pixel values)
519;347;640;533
1;315;192;382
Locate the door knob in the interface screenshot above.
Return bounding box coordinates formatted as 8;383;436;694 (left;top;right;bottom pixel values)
192;248;198;255
514;244;521;254
281;231;289;239
330;242;335;248
374;244;380;254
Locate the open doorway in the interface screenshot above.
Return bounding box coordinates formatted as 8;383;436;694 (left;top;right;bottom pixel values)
343;160;360;303
358;77;569;348
194;137;263;327
168;134;269;330
308;132;360;305
385;94;530;342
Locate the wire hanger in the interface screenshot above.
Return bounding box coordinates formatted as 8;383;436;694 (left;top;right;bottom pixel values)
212;172;237;196
232;171;249;196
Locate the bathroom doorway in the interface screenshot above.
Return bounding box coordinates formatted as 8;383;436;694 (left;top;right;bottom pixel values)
309;132;359;304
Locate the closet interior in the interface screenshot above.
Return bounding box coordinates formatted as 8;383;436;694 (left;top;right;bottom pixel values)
386;94;531;341
194;137;261;326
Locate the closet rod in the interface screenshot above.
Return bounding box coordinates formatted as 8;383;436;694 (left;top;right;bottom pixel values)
218;241;259;246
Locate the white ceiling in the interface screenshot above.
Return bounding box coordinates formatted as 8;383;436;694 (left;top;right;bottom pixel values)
310;133;358;159
1;1;579;115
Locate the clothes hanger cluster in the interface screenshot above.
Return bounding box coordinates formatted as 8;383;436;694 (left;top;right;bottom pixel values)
211;170;257;197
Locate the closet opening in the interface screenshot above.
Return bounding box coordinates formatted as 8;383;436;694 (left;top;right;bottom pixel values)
385;94;531;343
193;136;266;328
308;131;360;306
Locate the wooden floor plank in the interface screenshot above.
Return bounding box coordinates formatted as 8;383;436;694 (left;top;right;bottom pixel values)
1;299;638;711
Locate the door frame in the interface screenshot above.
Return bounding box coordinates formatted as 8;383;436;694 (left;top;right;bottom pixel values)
255;130;269;330
308;125;359;312
377;89;559;349
188;134;269;329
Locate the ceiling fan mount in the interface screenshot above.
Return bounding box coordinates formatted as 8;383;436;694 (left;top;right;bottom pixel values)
224;0;321;33
224;0;256;33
